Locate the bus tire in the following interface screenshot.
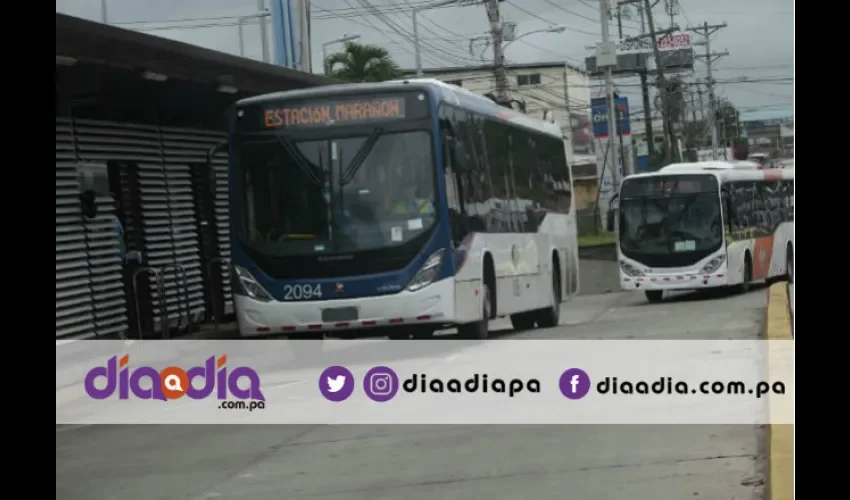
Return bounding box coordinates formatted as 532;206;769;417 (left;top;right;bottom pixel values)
738;254;752;294
645;290;663;303
536;262;562;329
458;281;492;340
510;312;535;331
785;244;793;283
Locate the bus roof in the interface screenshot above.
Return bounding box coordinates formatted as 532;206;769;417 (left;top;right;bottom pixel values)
236;78;563;139
660;161;762;171
627;166;794;184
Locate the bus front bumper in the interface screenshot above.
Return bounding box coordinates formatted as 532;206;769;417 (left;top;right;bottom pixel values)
235;278;455;337
621;272;728;291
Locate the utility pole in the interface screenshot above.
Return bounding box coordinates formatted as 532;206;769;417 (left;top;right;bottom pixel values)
486;0;509;101
688;22;728;159
690;89;697;124
633;1;654;157
616;4;624;39
257;0;270;63
642;0;676;164
598;0;622;181
697;83;705;122
100;0;108;24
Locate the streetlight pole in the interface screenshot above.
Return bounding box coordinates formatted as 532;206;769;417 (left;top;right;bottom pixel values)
100;0;108;23
238;12;272;58
501;25;566;51
322;34;361;75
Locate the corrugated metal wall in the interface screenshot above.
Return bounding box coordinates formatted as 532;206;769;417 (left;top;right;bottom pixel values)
55;118;231;340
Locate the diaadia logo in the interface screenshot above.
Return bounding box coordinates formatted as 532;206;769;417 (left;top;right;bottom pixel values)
83;355;266;407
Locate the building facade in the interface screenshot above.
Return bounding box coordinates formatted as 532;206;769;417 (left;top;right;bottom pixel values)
403;62;592;161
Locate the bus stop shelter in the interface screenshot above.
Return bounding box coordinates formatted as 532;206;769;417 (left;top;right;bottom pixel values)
55;13;337;341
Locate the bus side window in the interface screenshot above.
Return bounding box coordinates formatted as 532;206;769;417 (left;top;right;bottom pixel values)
439;106;466;246
721;189;732;230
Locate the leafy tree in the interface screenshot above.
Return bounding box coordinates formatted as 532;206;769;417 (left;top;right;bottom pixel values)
325;41;403;82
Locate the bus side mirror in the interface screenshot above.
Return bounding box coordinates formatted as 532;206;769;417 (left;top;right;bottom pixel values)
606;195;619;232
76;162;109;219
606;209;616;232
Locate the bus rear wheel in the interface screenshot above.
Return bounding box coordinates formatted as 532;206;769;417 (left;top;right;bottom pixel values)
510;312;535;331
645;290;663;303
458;282;491;340
536;267;562;328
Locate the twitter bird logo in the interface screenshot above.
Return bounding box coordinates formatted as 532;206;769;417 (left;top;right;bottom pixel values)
327;375;346;393
319;366;354;402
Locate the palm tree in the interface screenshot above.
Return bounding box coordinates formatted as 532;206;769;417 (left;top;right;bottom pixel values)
325;41;403;82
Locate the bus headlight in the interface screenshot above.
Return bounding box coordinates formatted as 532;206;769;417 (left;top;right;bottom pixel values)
700;255;726;274
233;265;274;302
407;249;444;292
619;260;644;277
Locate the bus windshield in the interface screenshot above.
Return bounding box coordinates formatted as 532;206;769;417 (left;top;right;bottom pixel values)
233;130;436;257
618;175;723;266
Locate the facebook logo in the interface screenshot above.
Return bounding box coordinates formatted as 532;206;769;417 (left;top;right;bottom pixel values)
559;368;591;400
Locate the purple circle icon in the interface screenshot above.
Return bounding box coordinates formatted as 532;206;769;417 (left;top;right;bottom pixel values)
363;366;399;402
319;366;355;402
559;368;591;400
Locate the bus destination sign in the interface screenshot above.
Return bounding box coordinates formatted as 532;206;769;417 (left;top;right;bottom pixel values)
621;175;717;197
263;97;406;129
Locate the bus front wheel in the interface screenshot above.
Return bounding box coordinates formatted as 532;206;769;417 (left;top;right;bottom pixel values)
645;290;663;303
738;255;752;294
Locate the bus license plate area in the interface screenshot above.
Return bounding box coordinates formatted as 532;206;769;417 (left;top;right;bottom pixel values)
322;307;359;323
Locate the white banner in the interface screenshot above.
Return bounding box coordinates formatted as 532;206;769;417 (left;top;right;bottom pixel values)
56;340;794;425
587;33;692;54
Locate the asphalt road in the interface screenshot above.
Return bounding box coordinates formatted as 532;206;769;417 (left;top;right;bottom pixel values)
57;276;770;500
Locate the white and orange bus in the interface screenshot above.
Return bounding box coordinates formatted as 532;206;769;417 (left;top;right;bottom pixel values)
616;163;794;302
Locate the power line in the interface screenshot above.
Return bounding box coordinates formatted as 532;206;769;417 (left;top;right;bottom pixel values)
504;1;600;36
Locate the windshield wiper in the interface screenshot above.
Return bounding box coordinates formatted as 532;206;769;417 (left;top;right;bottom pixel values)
275;135;325;186
340;128;383;186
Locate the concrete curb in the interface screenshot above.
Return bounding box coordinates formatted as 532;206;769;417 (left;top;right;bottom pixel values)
765;282;794;500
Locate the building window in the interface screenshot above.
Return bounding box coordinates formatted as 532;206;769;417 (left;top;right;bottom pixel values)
516;74;542;86
445;79;463;87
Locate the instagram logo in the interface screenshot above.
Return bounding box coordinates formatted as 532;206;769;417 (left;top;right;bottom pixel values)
363;366;399;402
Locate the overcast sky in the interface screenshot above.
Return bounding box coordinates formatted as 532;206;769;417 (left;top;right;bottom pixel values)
57;0;793;121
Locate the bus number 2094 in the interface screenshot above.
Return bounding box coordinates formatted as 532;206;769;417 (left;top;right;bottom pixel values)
283;284;323;300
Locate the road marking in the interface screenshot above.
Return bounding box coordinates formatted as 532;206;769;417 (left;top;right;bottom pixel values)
56;424;92;434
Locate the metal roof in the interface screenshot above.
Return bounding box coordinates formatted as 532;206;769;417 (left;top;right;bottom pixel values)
55;12;338;94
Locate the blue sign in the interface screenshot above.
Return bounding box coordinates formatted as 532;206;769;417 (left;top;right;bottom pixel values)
590;97;631;138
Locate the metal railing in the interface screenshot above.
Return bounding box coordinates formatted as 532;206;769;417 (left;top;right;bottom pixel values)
205;256;230;335
130;263;192;339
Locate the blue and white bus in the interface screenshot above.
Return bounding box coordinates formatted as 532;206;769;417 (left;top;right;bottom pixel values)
216;79;579;340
